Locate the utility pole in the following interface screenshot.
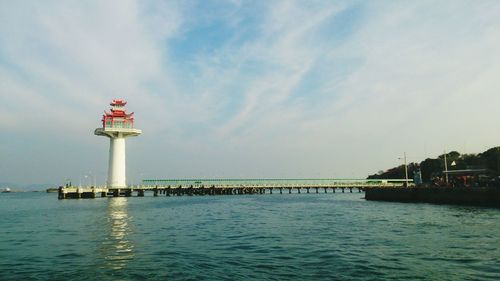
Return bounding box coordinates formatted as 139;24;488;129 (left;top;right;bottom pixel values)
399;153;409;187
444;150;449;185
404;152;409;187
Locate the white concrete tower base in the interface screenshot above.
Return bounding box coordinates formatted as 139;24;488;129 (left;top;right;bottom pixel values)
95;127;141;189
108;136;126;188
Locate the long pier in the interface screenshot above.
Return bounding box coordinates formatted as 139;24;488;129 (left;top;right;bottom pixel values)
58;179;412;199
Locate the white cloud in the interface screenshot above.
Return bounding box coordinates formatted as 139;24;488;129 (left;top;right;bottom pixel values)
0;0;184;136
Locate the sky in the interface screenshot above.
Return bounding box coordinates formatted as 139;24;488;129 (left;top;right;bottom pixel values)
1;0;500;186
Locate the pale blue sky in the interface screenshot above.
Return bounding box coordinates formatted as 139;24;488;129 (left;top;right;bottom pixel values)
1;0;500;186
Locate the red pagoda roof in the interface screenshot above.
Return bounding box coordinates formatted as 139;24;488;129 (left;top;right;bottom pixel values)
103;110;135;117
102;99;135;121
110;99;127;106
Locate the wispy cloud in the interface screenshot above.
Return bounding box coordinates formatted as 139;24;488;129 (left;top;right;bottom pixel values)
0;0;183;136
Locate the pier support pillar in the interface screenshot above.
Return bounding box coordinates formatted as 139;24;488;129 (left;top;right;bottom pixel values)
58;186;65;199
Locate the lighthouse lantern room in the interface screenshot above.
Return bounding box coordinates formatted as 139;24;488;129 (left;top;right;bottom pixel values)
95;99;141;188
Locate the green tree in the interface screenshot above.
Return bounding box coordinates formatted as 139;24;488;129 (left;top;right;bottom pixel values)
420;158;442;182
479;147;500;175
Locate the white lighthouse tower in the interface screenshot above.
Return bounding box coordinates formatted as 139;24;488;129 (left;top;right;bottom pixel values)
95;99;141;188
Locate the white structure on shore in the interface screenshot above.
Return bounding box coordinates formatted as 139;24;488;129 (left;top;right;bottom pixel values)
95;99;141;188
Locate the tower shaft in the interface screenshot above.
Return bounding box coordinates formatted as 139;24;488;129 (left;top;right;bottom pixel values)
108;136;126;188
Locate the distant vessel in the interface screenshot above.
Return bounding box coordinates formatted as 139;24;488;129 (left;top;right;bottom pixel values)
1;187;11;193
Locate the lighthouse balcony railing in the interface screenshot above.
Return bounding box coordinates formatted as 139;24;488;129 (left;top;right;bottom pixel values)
97;127;141;133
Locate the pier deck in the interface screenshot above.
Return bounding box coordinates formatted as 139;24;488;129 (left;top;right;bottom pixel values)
58;179;412;199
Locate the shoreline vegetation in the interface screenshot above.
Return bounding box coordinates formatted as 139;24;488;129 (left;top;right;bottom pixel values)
368;147;500;187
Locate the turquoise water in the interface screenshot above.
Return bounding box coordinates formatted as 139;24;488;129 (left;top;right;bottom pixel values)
0;192;499;280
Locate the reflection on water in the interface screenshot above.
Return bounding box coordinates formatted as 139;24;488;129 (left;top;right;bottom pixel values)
99;197;134;270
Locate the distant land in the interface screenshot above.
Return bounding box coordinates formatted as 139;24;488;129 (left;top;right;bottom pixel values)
0;182;55;192
368;146;500;183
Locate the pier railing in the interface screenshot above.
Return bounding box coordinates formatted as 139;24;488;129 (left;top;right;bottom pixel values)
141;178;409;187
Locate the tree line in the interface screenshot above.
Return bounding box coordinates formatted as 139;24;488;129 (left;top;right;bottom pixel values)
367;147;500;183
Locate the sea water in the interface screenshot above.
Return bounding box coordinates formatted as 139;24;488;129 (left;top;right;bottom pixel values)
0;192;499;280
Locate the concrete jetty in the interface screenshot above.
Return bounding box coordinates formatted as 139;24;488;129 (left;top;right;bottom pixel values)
365;187;500;207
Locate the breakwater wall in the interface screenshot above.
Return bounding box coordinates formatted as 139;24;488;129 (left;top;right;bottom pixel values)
365;187;500;207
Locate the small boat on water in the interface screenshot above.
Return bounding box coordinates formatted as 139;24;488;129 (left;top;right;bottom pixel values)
1;187;11;193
